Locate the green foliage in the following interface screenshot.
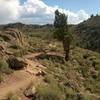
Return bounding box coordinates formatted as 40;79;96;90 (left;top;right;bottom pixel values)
82;94;95;100
43;74;55;84
54;10;68;41
76;15;100;53
65;87;76;99
54;10;73;61
8;45;28;57
36;47;100;99
0;60;13;74
36;83;65;100
54;10;67;29
92;59;100;70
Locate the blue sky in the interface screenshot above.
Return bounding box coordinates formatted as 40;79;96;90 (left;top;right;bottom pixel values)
43;0;100;14
20;0;100;14
45;0;100;14
0;0;99;24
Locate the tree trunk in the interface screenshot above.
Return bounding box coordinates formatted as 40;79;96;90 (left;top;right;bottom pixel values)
63;39;70;61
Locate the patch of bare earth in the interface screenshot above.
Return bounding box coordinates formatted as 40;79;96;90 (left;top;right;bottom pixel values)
0;53;44;99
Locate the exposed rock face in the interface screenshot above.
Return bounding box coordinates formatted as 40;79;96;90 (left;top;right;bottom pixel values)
0;28;29;59
7;56;27;70
0;28;27;47
5;28;25;46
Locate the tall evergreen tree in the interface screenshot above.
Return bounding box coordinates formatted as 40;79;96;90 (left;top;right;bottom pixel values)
54;10;72;61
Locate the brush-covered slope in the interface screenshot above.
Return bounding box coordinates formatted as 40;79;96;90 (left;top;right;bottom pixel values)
76;15;100;53
27;45;100;100
24;32;100;100
0;23;100;99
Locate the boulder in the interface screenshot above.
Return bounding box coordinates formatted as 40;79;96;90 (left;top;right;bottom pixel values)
7;56;27;70
24;86;36;98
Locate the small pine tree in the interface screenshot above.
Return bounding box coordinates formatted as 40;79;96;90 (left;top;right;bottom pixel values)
91;14;94;18
96;13;99;16
54;10;72;61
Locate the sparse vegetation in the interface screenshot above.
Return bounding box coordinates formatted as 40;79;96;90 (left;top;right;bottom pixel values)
76;15;100;53
6;92;19;100
0;73;3;83
0;17;100;100
36;47;100;100
0;59;13;74
36;83;65;100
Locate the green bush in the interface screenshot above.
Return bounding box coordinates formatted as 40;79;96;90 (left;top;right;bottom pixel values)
36;84;65;100
92;59;100;70
82;93;95;100
65;87;75;99
43;74;55;84
0;60;13;74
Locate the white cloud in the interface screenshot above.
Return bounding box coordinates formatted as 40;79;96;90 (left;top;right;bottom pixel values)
0;0;20;24
64;10;89;24
0;0;89;24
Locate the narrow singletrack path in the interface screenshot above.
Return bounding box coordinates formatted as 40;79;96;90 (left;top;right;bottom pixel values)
0;53;43;99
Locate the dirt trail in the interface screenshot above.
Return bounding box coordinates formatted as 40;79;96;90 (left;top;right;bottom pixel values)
0;53;43;99
0;71;33;99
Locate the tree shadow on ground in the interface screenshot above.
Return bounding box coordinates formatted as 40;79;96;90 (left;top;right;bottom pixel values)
35;53;65;64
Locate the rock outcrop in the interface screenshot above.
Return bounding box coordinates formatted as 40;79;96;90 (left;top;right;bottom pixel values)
24;86;36;98
7;56;27;70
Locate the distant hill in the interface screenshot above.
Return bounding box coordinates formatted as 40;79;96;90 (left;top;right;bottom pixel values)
75;15;100;53
0;23;53;33
0;17;100;53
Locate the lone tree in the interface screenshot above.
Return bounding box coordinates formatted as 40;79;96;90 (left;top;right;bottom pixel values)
54;10;72;61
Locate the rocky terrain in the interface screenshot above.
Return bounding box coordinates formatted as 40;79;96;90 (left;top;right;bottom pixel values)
0;22;100;100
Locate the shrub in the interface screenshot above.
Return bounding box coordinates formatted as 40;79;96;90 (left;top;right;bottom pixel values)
0;60;13;74
82;93;95;100
36;84;65;100
92;59;100;70
65;87;75;99
43;74;55;84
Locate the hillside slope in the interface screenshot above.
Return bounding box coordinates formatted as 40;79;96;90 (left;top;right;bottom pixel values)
75;15;100;53
0;23;100;100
